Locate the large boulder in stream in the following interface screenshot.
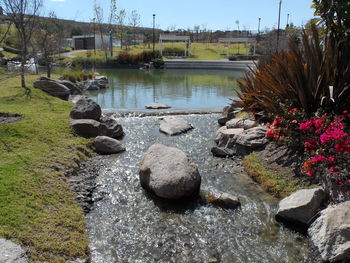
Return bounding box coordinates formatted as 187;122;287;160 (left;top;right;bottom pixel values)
94;136;125;154
70;98;102;121
0;239;28;263
276;187;326;225
159;117;193;136
139;144;201;199
308;201;350;262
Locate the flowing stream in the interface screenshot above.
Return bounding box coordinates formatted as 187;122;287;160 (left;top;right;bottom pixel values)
85;113;321;263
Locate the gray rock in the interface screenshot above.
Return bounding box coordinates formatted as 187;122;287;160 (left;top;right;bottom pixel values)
215;126;244;148
235;126;269;148
71;119;106;138
70;98;102;121
145;102;171;109
56;80;82;95
94;136;125;154
159;117;193;135
226;118;256;130
139;144;201;199
34;77;71;100
0;239;28;263
100;116;124;138
80;77;109;91
211;147;235;157
276;188;326;225
208;193;241;209
308;201;350;262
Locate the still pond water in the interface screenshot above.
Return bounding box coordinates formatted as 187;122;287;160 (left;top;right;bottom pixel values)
86;69;244;110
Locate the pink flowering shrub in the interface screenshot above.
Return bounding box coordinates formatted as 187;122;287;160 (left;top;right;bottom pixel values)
265;109;350;192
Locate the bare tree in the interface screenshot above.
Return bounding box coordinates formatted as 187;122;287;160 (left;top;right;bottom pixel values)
1;0;42;94
94;2;108;59
108;0;117;56
116;9;126;50
33;11;61;78
129;10;140;46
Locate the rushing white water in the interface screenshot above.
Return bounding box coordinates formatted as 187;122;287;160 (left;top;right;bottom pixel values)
85;114;321;263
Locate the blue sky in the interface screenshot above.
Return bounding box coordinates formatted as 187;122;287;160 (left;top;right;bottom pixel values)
43;0;316;31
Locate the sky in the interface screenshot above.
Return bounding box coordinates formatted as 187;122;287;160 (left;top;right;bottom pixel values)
43;0;316;31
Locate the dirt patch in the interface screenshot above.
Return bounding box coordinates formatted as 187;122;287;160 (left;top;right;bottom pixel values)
0;112;22;124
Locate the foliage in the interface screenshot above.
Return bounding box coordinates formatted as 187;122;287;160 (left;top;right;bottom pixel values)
0;73;91;262
70;26;83;37
235;24;350;119
61;70;93;83
265;109;350;201
312;0;350;39
152;58;164;69
71;50;161;68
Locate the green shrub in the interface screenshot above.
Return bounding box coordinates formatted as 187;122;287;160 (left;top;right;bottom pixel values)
62;71;93;83
152;58;164;69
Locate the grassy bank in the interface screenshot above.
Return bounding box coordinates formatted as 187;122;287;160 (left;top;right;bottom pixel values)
243;153;305;198
68;42;251;61
0;73;92;262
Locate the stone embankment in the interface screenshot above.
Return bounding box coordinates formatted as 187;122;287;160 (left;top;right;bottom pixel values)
213;103;350;262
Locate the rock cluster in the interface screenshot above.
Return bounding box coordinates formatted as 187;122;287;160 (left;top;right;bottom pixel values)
70;98;125;154
275;187;350;262
212;107;266;157
33;75;109;100
78;76;109;91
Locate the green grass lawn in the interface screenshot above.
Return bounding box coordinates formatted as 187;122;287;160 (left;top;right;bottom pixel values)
0;73;92;262
69;42;251;61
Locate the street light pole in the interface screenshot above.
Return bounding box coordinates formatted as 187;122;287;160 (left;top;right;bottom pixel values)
93;18;96;73
286;13;290;28
152;14;155;53
258;17;261;35
276;0;282;51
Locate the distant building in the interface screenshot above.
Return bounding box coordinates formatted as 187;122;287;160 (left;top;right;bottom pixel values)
72;35;110;50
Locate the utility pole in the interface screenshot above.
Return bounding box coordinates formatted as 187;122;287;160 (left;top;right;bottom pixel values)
152;14;155;53
109;29;113;57
286;13;290;28
276;0;282;51
258;17;261;35
93;17;96;72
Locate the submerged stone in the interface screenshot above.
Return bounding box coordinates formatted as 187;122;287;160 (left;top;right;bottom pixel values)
159;117;193;135
145;102;171;109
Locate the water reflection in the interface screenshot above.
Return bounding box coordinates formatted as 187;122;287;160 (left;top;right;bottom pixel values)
86;69;244;109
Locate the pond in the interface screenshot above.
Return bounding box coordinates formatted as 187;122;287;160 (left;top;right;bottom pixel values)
85;69;244;110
